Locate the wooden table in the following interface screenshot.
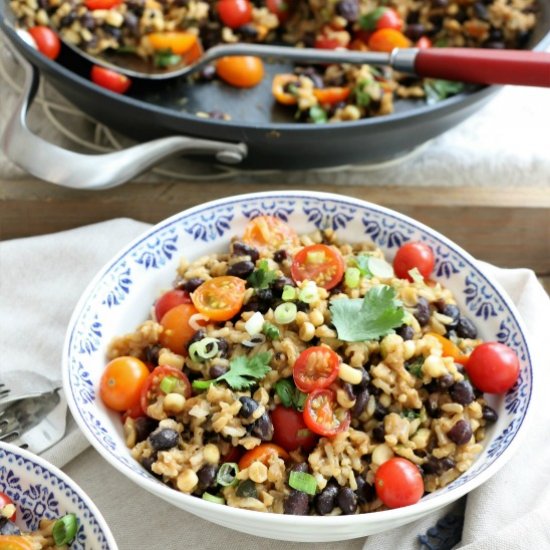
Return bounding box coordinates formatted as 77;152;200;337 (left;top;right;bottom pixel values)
1;179;548;292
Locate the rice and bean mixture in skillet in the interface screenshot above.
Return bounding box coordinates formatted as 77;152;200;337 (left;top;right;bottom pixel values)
99;215;512;515
10;0;539;122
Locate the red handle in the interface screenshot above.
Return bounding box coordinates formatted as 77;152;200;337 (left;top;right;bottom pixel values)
415;48;550;87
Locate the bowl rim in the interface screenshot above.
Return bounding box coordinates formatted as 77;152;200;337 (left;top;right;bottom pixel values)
0;441;119;548
62;189;534;527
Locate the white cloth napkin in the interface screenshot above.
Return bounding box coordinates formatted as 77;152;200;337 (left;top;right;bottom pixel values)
1;219;549;550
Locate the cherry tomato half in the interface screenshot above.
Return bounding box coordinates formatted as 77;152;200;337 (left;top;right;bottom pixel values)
314;36;341;49
272;73;299;105
90;65;131;94
242;215;300;253
159;303;202;355
154;289;192;322
266;0;291;23
465;342;520;394
140;366;192;412
368;28;411;52
374;457;424;509
28;26;61;60
291;244;345;290
271;405;318;452
0;492;16;521
146;31;198;54
221;445;244;464
217;0;252;28
0;536;35;550
393;241;435;281
313;87;351;106
303;389;350;437
216;56;264;88
85;0;122;8
191;276;246;322
238;443;290;469
376;8;403;31
427;332;470;365
293;346;340;393
100;356;150;412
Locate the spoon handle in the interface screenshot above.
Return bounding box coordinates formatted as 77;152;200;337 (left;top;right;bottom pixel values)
414;48;550;87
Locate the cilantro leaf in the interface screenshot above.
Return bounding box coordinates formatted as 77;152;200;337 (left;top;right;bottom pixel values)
401;409;420;420
248;259;277;289
405;356;424;378
423;79;465;105
329;286;405;342
354;255;373;277
217;352;272;390
309;105;328;124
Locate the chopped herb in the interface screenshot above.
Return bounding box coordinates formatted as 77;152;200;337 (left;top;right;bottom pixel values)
354;79;372;107
262;321;280;340
193;352;272;391
52;514;78;546
359;7;387;30
202;492;226;504
354;254;374;277
274;379;294;407
329;286;405;342
248;259;277;289
293;387;308;411
153;50;182;68
116;45;138;54
401;409;421;420
216;462;239;487
405;357;424;378
309;105;328;124
289;471;317;495
423;79;465;105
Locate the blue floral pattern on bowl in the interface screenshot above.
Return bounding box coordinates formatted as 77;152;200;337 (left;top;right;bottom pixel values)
64;191;532;519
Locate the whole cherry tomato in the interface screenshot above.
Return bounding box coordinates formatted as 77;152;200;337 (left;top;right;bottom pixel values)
0;536;35;550
0;492;16;521
266;0;291;23
159;303;202;355
216;56;264;88
28;26;61;60
465;342;520;393
154;289;192;322
393;241;435;281
100;356;150;411
303;389;350;437
375;8;403;31
146;31;198;54
375;457;424;508
90;65;131;94
217;0;253;28
238;443;290;469
291;244;345;290
85;0;122;8
368;28;411;52
242;215;299;253
271;405;318;451
191;276;246;322
140;366;192;412
293;346;340;393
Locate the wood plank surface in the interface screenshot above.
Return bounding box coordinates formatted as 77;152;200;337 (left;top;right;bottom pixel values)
1;180;549;289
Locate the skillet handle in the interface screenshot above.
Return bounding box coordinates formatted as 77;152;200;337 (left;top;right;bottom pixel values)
1;41;247;190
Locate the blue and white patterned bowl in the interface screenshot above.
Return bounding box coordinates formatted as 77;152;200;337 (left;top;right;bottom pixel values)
0;442;117;549
63;191;532;542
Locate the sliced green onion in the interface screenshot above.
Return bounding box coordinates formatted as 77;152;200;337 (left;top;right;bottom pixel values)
192;379;214;391
288;471;317;496
345;267;361;289
293;388;308;411
262;322;280;340
245;311;265;336
188;337;219;362
282;285;297;301
159;375;179;394
274;379;294;408
236;479;258;498
52;514;78;546
408;267;424;284
274;302;297;324
298;281;319;304
367;257;394;279
216;462;239;487
307;250;326;264
202;492;226;505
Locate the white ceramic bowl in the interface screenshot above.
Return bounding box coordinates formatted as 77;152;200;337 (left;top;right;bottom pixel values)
0;441;118;549
63;191;532;542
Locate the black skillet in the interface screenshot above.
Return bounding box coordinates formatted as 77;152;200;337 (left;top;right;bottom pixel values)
1;0;549;180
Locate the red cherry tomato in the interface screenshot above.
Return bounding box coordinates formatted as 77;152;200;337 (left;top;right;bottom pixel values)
271;405;318;452
293;346;340;393
375;457;424;509
416;36;432;49
393;241;435;281
238;443;290;469
465;342;520;393
217;0;252;28
85;0;122;8
314;36;341;49
291;244;345;290
0;492;16;521
140;366;192;412
90;65;131;94
376;8;403;31
266;0;290;23
154;289;192;322
313;87;351;106
28;26;61;60
221;446;244;464
303;389;350;437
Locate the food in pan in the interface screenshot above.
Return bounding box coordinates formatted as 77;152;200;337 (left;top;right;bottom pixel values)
10;0;539;120
99;216;519;515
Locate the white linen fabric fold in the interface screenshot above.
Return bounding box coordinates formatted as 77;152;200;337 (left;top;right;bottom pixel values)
1;220;549;550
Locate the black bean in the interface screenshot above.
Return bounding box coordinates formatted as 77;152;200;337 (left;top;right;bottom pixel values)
236;479;258;498
336;0;359;22
216;338;229;358
373;401;388;421
237;24;258;39
414;297;431;327
516;29;532;48
208;110;227;120
59;12;77;27
290;462;309;474
134;416;158;443
238;397;259;418
273;249;288;263
456;317;478;339
187;329;206;350
447;420;473;445
256;288;274;303
405;23;425;41
439;457;455;472
422;455;454;475
144;344;160;365
272;276;294;295
342;382;355;401
104;25;122;41
181;278;205;292
284;490;310;515
80;13;96;30
489;28;504;41
209;364;228;379
297;67;324;89
440;304;460;329
431;0;448;6
337;487;357;515
355;476;375;504
437;374;455;391
351;389;369;418
426;393;442;418
243;296;270;314
0;517;21;536
141;455;158;475
231;241;259;262
473;2;489;20
372;423;385;443
198;64;217;81
315;483;338;515
358;368;370;390
124;11;140;36
450;380;475;405
482;405;498;423
149;428;179;451
227;260;255;279
197;464;218;489
397;324;415;341
251;412;274;441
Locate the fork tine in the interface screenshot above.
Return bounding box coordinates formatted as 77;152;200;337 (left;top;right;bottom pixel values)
0;429;20;443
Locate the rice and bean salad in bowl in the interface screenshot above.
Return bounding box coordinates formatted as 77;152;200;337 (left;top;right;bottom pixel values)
9;0;539;120
98;214;520;517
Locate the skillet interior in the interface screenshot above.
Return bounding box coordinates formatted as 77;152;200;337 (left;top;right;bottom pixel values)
1;1;549;169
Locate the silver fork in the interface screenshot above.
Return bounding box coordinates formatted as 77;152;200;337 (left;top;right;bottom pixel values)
0;372;62;409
